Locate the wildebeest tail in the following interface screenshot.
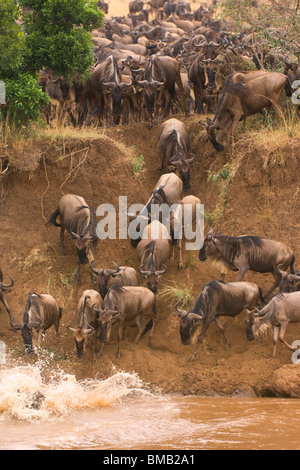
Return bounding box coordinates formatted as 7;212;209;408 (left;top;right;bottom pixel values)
258;286;265;303
45;208;61;227
141;319;153;338
290;255;295;274
58;307;63;320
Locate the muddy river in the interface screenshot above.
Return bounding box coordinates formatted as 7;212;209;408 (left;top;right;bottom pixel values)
0;361;299;450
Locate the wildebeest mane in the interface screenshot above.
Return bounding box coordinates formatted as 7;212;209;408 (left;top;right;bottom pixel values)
193;280;226;316
213;234;263;263
75;204;97;237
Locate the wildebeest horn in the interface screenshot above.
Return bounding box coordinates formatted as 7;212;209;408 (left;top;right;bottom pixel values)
199;120;209;129
137;265;150;276
101;81;117;89
185;154;195;164
155;264;168;276
0;275;14;289
71;231;80;239
287;273;300;282
174;303;187;317
90;261;104;275
92;303;104;314
120;78;134;89
187;312;203;321
137;79;149;87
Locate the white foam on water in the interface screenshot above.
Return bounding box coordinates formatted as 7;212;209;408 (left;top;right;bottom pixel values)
0;360;153;423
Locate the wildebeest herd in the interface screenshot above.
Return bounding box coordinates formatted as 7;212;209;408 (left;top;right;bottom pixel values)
2;0;300;363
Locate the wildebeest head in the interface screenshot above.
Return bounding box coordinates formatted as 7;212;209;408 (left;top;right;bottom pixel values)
138;263;167;294
91;262;121;299
93;304;120;344
199;117;225;152
138;79;165;129
174;304;203;345
10;311;40;354
101;80;133;126
277;265;300;293
169;152;195;191
68;325;95;358
68;295;96;358
71;231;95;265
198;228;217;261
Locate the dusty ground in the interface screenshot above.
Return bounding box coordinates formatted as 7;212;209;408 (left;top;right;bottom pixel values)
1;114;300;398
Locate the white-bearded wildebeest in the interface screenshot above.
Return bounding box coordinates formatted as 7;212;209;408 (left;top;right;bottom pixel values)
67;289;102;362
91;261;139;299
199;229;295;297
93;285;156;358
46;194;98;284
158;118;195;191
246;291;300;358
137;55;186;129
175;280;264;361
0;267;14;320
10;293;62;354
137;220;170;293
199;70;288;151
277;265;300;293
170;195;201;268
128;172;183;246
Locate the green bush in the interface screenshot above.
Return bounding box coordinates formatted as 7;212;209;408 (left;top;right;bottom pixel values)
1;74;50;126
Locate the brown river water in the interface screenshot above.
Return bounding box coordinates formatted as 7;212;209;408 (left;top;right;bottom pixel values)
0;361;299;450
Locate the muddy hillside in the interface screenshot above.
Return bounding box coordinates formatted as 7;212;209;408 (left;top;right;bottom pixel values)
1;115;300;398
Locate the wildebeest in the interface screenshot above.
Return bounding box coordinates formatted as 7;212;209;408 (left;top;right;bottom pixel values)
137;55;185;129
91;261;139;299
137;220;170;293
246;291;300;358
199;70;288;151
93;285;157;358
175;280;264;361
0;267;14;320
10;293;62;354
46;194;98;283
276;265;300;293
67;289;102;362
128;172;183;246
158;118;194;191
170;195;201;268
199;229;294;297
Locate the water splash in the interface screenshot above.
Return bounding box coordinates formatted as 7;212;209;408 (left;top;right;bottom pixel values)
0;362;152;422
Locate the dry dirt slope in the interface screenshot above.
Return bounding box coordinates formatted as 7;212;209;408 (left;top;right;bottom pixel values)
1;116;300;397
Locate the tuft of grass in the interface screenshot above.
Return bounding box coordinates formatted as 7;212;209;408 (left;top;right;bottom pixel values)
157;281;193;309
18;244;54;271
131;154;145;175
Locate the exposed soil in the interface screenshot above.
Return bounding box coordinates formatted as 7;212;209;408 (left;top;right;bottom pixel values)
1;115;300;398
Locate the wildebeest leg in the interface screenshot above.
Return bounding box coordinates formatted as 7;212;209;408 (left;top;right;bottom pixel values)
189;319;212;362
75;262;81;284
60;227;66;257
264;270;281;298
133;313;145;344
278;321;295;352
158;152;166;171
117;320;125;359
0;293;12;319
37;328;44;349
236;266;249;282
272;325;280;357
215;317;230;349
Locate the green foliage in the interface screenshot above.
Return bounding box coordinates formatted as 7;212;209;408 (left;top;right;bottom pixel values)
20;0;104;79
0;0;25;78
132;154;145;175
1;74;50;126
